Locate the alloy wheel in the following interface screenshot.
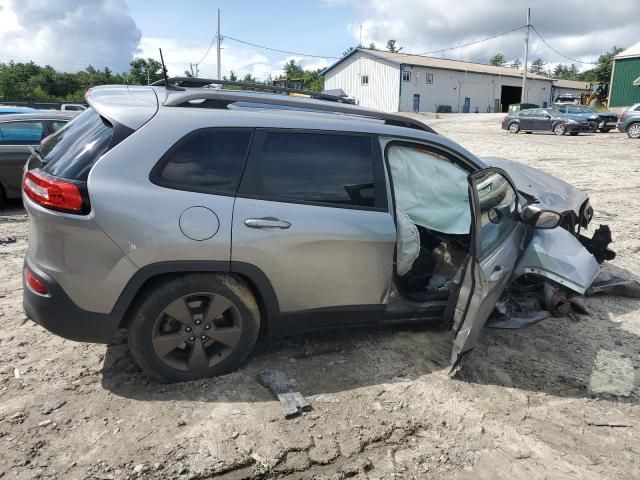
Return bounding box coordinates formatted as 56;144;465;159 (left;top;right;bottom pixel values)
151;293;242;371
629;123;640;139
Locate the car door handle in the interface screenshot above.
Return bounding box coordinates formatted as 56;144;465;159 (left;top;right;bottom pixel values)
489;266;505;282
244;217;291;229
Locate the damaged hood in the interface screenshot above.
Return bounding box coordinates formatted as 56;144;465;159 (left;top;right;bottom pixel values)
482;157;588;216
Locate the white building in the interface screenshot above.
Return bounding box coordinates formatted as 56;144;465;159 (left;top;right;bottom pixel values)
323;48;554;113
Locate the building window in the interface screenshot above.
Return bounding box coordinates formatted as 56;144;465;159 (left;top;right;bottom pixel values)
361;75;369;86
402;71;411;82
426;73;433;84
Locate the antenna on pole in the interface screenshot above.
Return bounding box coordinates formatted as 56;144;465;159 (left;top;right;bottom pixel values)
359;24;363;46
216;8;222;80
159;48;183;91
521;8;530;104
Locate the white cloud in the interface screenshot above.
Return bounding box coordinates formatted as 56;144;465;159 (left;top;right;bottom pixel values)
340;0;639;69
0;0;141;71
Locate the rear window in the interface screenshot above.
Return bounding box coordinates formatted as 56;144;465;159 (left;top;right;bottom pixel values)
40;108;113;181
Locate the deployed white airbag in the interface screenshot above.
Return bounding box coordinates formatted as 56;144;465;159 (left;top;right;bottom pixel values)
388;145;470;235
395;208;420;275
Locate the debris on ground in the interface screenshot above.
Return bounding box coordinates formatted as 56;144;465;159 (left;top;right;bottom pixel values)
41;399;66;415
258;369;311;418
0;236;16;245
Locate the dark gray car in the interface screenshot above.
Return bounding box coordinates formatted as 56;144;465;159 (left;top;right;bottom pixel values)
502;108;587;135
0;111;74;205
618;103;640;138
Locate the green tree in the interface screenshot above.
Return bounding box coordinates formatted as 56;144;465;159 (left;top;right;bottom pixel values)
386;39;402;53
510;58;522;69
368;43;376;50
529;58;547;74
283;59;305;78
128;58;166;85
489;53;506;67
578;46;624;83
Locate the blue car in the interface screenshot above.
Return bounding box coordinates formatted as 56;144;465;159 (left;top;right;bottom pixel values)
553;104;618;132
0;106;36;115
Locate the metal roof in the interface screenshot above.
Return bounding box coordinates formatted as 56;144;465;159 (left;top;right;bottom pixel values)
323;48;553;81
552;79;590;90
615;42;640;59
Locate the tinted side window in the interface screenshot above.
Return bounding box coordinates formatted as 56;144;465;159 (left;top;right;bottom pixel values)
50;120;68;132
241;132;377;208
154;130;252;194
0;121;44;144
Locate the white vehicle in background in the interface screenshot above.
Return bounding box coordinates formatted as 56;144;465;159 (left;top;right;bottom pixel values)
60;104;87;112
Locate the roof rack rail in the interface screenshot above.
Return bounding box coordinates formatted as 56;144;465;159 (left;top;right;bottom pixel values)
152;78;437;135
151;77;355;104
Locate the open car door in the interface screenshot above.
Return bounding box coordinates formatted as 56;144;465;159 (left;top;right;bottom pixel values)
450;168;527;368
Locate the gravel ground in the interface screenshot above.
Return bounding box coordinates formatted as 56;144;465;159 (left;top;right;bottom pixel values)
1;114;639;479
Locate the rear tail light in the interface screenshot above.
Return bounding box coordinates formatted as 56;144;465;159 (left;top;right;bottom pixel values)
25;267;48;295
23;169;85;213
620;112;627;121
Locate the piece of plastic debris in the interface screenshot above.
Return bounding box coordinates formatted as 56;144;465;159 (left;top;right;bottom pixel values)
258;369;311;418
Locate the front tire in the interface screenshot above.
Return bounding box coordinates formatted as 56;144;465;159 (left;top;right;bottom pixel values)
508;122;520;134
553;123;566;135
628;122;640;139
600;127;612;133
128;274;260;383
588;121;599;133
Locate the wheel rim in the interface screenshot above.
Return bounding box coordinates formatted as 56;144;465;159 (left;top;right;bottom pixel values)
629;124;640;138
151;293;242;371
509;123;518;133
554;124;565;134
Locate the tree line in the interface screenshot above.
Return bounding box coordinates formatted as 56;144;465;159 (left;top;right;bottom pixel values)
0;56;325;103
488;47;623;83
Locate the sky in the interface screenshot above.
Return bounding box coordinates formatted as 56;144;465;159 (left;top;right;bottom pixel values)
0;0;638;79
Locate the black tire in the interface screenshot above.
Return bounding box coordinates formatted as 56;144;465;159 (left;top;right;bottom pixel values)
553;123;566;135
599;128;612;133
569;132;579;136
508;122;520;134
627;122;640;139
128;273;260;383
0;184;5;209
588;121;599;133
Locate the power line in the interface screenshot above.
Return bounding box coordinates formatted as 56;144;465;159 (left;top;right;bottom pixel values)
531;25;597;65
418;25;526;55
196;32;217;65
223;35;340;59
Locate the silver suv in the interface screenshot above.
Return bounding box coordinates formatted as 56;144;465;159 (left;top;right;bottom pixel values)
22;79;606;382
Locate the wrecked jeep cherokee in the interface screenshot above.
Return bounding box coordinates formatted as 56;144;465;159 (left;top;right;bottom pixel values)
21;79;612;383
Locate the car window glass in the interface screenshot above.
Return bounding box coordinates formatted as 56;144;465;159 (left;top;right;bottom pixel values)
156;130;252;194
519;110;531;117
473;171;519;256
242;132;376;208
0;121;44;144
51;121;68;132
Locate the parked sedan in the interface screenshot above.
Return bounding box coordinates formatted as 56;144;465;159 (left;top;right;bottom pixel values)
618;103;640;139
0;111;74;206
502;108;586;136
553;103;618;132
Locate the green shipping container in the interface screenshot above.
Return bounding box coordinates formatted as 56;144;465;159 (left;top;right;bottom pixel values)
609;57;640;108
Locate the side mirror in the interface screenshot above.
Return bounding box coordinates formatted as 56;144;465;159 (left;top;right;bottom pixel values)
523;205;562;229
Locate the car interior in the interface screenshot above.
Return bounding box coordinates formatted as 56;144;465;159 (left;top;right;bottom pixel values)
387;144;472;302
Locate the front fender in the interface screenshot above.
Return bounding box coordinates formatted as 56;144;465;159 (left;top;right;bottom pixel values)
512;227;599;294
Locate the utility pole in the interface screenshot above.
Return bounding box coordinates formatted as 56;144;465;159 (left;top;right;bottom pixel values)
359;25;362;46
521;7;530;103
216;8;222;80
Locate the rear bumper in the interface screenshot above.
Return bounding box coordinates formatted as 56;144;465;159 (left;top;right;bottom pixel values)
23;256;122;343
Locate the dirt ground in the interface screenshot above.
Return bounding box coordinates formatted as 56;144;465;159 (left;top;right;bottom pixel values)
1;114;640;480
